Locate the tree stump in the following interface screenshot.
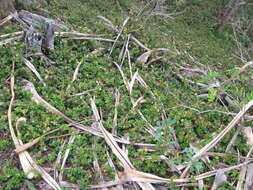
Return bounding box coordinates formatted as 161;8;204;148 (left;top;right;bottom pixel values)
24;25;42;53
43;21;55;51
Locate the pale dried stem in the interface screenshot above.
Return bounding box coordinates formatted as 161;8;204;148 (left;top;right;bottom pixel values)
8;66;60;189
236;146;253;190
109;17;129;56
113;88;120;134
181;98;253;177
59;135;75;182
221;61;253;86
0;36;22;46
22;80;154;147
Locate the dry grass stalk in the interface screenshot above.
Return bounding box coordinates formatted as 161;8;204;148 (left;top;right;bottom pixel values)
127;45;132;77
0;11;16;26
195;161;251;181
120;34;131;67
176;183;209;188
22;80;155;147
172;71;208;88
236;145;253;189
55;31;105;37
67;89;94;97
129;71;138;95
97;15;150;51
93;158;252;188
91;98;134;169
179;104;253;120
67;49;102;94
109;17;129;56
71;36;115;42
91;98;225;188
132;96;145;109
8;66;35;179
119;38;127;63
8;69;61;189
0;36;22;46
225;125;242;153
190;144;214;170
136;110;156;136
113;61;130;91
15;128;60;153
16;121;62;189
221;61;253;86
0;31;23;38
195;98;253;157
97;16;119;33
59;181;80;189
90;180;125;189
21;56;46;86
205;152;253;160
92;142;108;190
59;135;76;182
90;98;156;190
113;62;156;136
66;61;82;91
14;118;36;179
113;88;120;134
54;140;66;180
71;61;82;83
21;80;129;144
106;151;124;190
181;97;253;177
91;97;251;187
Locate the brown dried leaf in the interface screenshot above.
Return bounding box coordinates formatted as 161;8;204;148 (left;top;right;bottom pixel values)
137;51;152;64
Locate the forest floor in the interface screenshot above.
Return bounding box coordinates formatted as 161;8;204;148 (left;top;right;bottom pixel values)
0;0;253;189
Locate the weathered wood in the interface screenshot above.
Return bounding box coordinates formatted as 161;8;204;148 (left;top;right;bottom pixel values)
24;25;42;53
20;10;67;53
43;21;55;50
19;10;68;31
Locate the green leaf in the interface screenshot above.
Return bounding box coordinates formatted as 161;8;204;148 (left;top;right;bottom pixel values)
25;180;37;190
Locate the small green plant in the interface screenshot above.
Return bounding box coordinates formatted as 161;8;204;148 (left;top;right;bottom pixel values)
207;87;217;102
0;139;11;150
198;71;219;83
24;180;37;190
0;164;25;190
154;118;176;142
168;147;203;173
183;147;203;172
0;0;248;188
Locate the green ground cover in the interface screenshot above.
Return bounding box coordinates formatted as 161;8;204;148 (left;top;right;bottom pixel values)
0;0;253;189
